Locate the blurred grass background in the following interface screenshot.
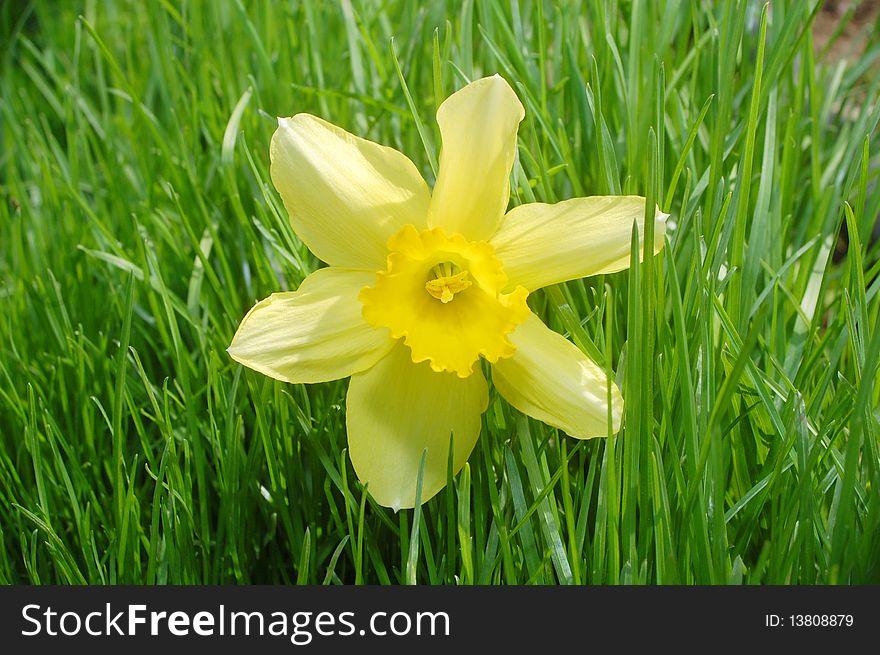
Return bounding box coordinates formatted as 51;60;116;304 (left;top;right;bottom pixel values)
1;0;879;584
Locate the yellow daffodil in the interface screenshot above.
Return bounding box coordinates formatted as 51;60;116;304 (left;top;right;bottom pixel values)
229;75;666;510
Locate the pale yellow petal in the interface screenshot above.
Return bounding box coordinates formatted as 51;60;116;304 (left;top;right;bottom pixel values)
271;114;431;270
228;268;395;384
346;342;488;510
427;75;524;241
490;196;668;291
491;313;622;438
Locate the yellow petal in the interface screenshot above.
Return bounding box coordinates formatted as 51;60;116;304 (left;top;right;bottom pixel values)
490;196;668;291
228;268;395;383
271;114;431;270
427;75;525;241
346;342;488;509
491;313;622;439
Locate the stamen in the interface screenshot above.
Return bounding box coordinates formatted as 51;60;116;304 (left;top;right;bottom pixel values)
425;265;472;303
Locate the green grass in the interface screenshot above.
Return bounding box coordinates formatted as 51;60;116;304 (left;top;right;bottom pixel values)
1;0;879;585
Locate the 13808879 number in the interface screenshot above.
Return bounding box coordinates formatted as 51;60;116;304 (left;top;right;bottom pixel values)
789;614;854;627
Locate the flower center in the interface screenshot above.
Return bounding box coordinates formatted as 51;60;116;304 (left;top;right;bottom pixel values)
425;262;472;303
359;225;530;378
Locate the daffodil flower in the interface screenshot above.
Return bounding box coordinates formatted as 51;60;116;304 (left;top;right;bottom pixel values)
229;75;666;510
